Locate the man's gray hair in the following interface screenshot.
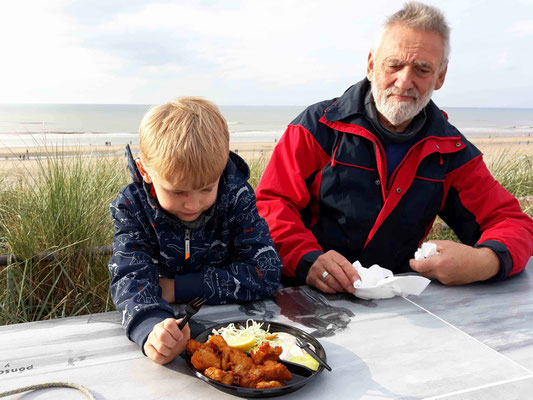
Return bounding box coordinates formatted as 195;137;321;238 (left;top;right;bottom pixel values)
374;2;450;70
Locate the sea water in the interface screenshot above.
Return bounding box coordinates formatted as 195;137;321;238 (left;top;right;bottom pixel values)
0;104;532;149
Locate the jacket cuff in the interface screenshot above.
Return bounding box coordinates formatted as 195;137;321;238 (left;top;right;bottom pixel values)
475;240;512;281
174;272;206;303
129;309;175;354
294;250;323;285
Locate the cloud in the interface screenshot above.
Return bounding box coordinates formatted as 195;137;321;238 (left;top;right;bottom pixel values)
493;51;510;69
507;19;533;37
88;0;384;87
0;0;139;103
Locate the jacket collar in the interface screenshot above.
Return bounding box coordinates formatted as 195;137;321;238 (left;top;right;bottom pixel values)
324;79;369;123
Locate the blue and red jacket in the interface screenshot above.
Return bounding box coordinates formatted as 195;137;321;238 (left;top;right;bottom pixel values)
256;79;533;283
109;146;281;348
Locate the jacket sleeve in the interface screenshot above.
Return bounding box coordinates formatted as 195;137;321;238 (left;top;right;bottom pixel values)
173;182;282;303
255;124;331;279
440;154;533;279
108;191;175;349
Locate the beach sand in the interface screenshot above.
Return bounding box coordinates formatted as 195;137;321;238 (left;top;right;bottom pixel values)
0;142;279;178
0;137;531;178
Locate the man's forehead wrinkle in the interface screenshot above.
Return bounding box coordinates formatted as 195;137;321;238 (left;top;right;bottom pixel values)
376;30;444;67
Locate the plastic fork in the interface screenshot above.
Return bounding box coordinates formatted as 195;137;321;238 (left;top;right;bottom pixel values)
295;337;332;371
178;297;207;330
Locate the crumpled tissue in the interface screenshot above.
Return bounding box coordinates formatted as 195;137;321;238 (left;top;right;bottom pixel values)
414;242;439;260
352;261;430;300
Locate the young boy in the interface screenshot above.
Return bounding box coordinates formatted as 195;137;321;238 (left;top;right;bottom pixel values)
108;97;282;364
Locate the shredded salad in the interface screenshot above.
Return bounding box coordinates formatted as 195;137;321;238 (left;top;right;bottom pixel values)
211;319;274;348
210;319;308;362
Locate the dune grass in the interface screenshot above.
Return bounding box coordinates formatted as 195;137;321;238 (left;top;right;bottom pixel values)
0;150;129;324
426;151;533;241
0;148;531;325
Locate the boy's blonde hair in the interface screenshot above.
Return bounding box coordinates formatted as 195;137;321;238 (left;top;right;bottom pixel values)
139;97;230;189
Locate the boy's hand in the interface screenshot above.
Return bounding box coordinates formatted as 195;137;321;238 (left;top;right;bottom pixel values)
159;278;175;303
144;318;190;365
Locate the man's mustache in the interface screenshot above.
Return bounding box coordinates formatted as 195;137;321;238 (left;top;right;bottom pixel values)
385;88;419;99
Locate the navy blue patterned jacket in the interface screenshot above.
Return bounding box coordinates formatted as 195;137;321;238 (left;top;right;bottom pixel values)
108;146;281;348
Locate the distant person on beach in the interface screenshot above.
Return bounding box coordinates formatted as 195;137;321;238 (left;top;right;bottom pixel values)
108;97;281;364
256;2;533;293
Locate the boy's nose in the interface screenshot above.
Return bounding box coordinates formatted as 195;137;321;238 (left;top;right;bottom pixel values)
183;197;200;211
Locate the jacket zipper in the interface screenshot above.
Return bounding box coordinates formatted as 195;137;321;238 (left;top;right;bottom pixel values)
387;137;451;191
185;229;191;261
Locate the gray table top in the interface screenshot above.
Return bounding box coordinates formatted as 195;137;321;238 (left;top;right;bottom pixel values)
1;259;532;400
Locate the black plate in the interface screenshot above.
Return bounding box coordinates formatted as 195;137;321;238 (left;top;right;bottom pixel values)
185;320;327;398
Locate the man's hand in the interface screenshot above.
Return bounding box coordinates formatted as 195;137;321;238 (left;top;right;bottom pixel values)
409;240;500;285
159;278;175;303
144;318;190;365
306;250;360;293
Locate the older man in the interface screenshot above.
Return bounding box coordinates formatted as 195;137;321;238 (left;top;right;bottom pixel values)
256;2;533;293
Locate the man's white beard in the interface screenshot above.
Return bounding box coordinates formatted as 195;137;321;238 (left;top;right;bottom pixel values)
372;82;434;127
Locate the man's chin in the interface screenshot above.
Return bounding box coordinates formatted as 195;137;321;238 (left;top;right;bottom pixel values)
388;95;416;103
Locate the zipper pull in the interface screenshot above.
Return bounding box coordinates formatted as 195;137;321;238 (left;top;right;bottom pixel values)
185;229;191;260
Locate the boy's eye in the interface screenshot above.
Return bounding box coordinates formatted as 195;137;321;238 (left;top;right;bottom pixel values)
202;187;214;193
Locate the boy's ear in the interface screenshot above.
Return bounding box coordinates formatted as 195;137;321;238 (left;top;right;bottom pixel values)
136;160;153;184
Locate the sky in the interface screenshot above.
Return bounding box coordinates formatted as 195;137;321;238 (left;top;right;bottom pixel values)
0;0;532;108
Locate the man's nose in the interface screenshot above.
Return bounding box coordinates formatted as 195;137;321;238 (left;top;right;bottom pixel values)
394;67;415;91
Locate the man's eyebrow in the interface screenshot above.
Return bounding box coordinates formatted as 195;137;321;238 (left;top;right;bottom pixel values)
384;58;434;69
384;58;403;64
413;60;434;69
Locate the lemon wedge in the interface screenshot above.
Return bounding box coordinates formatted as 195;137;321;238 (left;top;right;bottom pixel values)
225;334;256;352
289;354;319;371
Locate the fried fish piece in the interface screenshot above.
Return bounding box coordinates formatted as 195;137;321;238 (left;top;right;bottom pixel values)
204;367;235;385
186;339;203;355
250;342;283;364
191;346;222;371
228;347;254;377
251;360;292;382
208;335;230;350
255;380;284;389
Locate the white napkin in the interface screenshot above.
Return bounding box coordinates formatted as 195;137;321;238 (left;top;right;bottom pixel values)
352;261;430;300
414;242;438;260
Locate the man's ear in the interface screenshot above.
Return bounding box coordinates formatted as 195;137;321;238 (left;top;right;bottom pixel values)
136;159;152;184
435;64;447;91
366;50;375;81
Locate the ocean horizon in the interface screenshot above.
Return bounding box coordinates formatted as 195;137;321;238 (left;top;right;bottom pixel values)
0;104;532;149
